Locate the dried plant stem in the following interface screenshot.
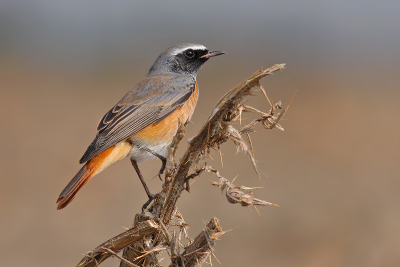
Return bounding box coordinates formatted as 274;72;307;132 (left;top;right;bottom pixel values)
159;64;286;224
77;220;160;267
76;64;287;267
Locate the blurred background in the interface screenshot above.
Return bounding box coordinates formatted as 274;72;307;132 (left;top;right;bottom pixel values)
1;1;400;266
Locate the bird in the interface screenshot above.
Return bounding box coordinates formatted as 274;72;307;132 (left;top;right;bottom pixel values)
56;43;225;210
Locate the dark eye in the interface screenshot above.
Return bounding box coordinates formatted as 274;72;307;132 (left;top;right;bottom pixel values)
184;49;195;59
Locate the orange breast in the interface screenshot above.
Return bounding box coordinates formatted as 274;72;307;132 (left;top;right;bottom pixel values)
133;83;199;145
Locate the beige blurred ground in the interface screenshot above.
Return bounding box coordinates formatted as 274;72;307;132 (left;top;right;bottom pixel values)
1;1;400;267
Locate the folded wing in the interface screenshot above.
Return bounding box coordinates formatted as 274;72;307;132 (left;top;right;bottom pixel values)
79;74;195;163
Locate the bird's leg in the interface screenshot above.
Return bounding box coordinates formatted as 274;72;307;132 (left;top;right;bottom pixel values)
130;159;156;211
139;146;167;181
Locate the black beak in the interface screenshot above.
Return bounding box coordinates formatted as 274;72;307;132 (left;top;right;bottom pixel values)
200;50;226;59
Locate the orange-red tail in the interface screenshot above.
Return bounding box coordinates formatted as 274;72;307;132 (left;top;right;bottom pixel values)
57;142;133;210
56;165;94;210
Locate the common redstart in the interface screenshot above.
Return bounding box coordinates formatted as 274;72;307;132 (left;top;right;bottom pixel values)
57;43;225;210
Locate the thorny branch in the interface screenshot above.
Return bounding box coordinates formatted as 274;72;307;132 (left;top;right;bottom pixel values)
76;64;289;267
207;165;278;208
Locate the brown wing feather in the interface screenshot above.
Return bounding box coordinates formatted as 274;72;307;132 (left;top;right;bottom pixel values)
79;74;195;163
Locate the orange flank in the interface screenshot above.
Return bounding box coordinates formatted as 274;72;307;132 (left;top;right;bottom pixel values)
56;141;132;209
134;83;199;143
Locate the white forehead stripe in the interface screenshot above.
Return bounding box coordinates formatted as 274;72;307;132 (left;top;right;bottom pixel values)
171;45;207;55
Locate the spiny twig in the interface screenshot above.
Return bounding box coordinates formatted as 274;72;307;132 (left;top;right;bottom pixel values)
76;64;287;267
207;166;279;208
159;64;286;224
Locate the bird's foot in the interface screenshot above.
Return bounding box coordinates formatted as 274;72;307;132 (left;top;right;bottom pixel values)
141;193;158;212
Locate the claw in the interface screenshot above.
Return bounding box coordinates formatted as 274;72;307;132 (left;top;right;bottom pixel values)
141;193;157;212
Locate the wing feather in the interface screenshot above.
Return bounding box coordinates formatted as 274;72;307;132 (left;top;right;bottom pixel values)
79;75;195;163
